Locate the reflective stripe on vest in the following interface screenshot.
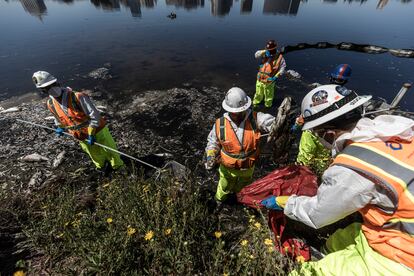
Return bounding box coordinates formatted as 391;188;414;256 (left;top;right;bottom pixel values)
218;112;257;157
257;54;283;83
333;141;414;269
338;143;414;206
216;112;260;169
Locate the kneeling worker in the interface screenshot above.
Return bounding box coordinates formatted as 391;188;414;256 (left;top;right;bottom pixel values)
205;87;274;202
262;84;414;275
32;71;124;171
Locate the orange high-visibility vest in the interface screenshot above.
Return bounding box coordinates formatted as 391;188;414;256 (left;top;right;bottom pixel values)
257;54;283;84
47;89;105;140
332;140;414;270
215;112;261;169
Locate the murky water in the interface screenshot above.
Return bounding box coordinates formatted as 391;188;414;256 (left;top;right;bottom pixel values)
0;0;413;107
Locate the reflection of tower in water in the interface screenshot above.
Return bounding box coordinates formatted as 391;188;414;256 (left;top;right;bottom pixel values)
166;0;205;10
20;0;47;20
263;0;300;15
240;0;252;14
120;0;142;16
90;0;121;10
211;0;233;16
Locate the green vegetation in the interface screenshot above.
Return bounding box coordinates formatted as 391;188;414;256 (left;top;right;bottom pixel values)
6;171;299;275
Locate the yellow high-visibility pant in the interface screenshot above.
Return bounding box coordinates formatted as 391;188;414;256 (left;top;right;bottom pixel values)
215;164;254;202
254;80;275;108
291;223;414;276
79;126;124;169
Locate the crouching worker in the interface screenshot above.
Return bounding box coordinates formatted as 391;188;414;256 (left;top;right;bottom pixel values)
205;87;274;203
32;71;124;172
262;84;414;275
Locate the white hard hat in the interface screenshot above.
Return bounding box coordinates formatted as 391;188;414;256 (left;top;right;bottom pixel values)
301;84;371;130
32;71;57;88
222;87;252;113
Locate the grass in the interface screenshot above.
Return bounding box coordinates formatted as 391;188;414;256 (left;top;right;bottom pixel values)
7;170;298;275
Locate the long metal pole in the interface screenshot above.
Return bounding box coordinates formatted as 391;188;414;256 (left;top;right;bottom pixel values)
390;83;412;108
15;119;160;170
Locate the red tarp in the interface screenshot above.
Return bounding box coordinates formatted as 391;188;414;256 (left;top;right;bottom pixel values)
237;165;318;261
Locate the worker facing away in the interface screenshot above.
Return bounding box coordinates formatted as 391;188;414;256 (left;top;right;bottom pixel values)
262;84;414;275
205;87;274;202
294;64;353;173
254;40;286;108
32;71;124;171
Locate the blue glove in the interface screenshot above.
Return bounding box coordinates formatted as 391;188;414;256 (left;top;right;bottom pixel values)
55;127;64;137
267;76;278;82
265;50;272;57
290;123;302;133
261;196;283;211
87;135;96;145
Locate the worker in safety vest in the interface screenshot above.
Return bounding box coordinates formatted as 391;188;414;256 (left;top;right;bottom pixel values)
253;40;286;108
32;71;124;172
294;64;353;174
205;87;274;202
262;84;414;275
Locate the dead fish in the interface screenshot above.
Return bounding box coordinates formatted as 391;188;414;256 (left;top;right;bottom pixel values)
52;150;66;169
154;153;174;158
87;67;112;80
286;70;301;79
28;171;42;187
96;105;107;111
1;106;20;113
20;153;50;162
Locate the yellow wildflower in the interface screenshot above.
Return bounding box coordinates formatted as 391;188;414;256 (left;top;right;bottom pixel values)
106;218;113;224
249;254;255;259
267;246;275;253
264;238;273;246
13;271;25;276
145;230;154;241
214;231;222;239
71;219;80;228
296;255;305;263
127;225;136;236
164;228;172;236
240;239;248;246
254;222;261;229
223;273;229;276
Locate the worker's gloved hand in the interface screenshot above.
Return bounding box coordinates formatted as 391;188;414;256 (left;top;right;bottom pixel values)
254;50;265;59
55;127;64;137
290;123;302;133
267;76;278;83
87;135;96;145
205;155;216;170
261;196;283;211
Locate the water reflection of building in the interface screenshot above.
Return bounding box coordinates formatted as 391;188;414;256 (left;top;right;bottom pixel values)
91;0;155;14
120;0;141;17
376;0;388;9
263;0;300;15
211;0;233;16
90;0;121;10
240;0;252;14
166;0;204;10
20;0;47;20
